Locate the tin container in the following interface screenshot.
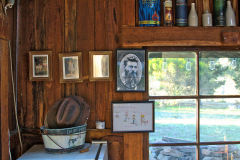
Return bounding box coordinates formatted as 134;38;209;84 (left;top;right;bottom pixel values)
40;124;87;152
139;0;161;26
96;121;105;129
175;0;188;26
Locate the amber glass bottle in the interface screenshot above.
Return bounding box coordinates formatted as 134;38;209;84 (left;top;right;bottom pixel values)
164;0;173;26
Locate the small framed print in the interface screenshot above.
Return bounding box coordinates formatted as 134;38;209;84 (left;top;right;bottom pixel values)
89;51;112;81
59;52;83;83
29;51;52;81
112;101;154;133
116;49;145;92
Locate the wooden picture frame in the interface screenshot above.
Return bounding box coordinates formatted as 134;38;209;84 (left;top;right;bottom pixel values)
29;51;52;81
116;49;146;92
112;101;154;133
89;51;112;81
59;52;83;83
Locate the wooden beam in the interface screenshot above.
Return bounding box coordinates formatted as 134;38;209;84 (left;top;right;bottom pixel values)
120;26;240;47
1;38;9;160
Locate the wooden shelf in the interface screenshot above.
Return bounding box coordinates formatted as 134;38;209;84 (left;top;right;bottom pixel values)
120;26;240;47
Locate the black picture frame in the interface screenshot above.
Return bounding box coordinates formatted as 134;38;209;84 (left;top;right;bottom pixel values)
111;101;154;133
116;49;146;92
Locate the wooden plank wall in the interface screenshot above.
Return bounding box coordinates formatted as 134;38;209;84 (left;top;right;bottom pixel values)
16;0;146;160
0;2;16;160
1;39;10;160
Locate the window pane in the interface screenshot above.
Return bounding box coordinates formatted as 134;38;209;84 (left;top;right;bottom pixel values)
200;145;240;160
200;99;240;142
200;51;240;95
150;99;196;143
148;52;196;96
150;146;196;160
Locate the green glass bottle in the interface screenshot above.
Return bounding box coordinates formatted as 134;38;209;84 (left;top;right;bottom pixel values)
213;0;226;26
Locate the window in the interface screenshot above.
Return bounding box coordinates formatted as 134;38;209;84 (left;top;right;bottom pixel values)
148;51;240;160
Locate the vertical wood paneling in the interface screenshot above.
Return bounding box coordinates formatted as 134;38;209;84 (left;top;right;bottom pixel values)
95;0;120;129
123;92;145;160
34;0;46;128
43;0;64;125
1;39;9;160
196;0;203;26
76;0;95;128
64;0;77;96
95;0;109;125
124;133;143;160
121;0;135;26
17;0;35;128
232;0;239;25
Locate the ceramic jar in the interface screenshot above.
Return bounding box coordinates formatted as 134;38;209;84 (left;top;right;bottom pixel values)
202;10;213;26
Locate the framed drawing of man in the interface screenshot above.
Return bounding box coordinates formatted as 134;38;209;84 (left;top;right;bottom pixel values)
59;52;83;83
89;51;112;81
116;49;145;92
29;51;52;81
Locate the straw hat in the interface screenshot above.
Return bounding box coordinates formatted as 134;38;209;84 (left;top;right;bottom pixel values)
45;96;90;129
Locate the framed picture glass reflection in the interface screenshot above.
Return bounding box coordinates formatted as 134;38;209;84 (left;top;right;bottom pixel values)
89;51;112;81
59;52;83;83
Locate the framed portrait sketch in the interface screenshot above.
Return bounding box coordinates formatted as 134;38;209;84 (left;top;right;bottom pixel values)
29;51;52;81
116;49;145;92
59;52;83;83
89;51;112;81
112;101;154;133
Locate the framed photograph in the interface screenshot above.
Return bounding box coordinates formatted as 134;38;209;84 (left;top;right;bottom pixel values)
59;52;83;83
116;49;145;92
89;51;112;81
29;51;52;81
112;101;154;133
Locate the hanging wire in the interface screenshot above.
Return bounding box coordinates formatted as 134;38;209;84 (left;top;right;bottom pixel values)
8;129;12;160
162;58;167;72
186;58;191;71
9;41;23;155
209;60;215;71
231;58;237;70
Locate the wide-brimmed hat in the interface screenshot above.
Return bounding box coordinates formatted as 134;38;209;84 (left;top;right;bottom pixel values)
45;96;90;129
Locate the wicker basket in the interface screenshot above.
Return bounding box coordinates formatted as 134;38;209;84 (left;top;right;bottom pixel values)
40;124;87;152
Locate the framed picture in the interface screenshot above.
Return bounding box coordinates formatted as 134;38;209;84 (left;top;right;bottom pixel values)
59;52;83;83
29;51;52;81
112;101;154;133
89;51;112;81
116;49;145;92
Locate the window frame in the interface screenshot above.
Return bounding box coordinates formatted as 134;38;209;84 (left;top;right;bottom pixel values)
147;48;240;160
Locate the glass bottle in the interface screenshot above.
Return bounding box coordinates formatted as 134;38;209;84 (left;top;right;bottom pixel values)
175;0;188;26
164;0;173;26
188;3;198;26
226;0;236;26
213;0;226;26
